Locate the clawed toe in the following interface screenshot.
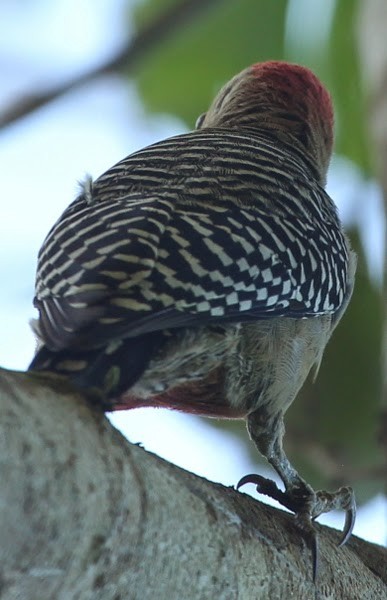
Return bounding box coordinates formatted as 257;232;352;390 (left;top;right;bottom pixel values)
294;512;319;582
311;486;356;546
337;488;356;547
237;474;356;581
237;473;314;514
237;473;291;507
339;504;356;547
237;474;320;580
237;475;356;544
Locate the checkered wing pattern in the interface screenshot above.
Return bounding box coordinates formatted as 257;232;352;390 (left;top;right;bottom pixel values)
33;129;350;352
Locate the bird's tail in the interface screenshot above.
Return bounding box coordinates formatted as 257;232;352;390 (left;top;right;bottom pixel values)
28;332;167;403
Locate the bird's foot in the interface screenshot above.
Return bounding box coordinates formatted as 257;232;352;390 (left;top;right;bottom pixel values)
237;474;356;581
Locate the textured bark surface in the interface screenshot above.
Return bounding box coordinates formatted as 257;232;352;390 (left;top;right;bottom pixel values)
0;367;386;600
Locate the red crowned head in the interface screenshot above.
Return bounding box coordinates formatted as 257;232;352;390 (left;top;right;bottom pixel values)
198;61;334;184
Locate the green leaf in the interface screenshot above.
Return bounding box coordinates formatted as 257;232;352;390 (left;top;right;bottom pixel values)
327;0;371;173
132;0;288;127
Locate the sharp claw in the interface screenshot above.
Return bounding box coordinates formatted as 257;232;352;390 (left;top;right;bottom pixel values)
238;475;320;581
294;512;320;582
236;473;279;493
338;504;356;547
237;474;355;580
236;473;263;490
236;474;293;509
311;531;319;583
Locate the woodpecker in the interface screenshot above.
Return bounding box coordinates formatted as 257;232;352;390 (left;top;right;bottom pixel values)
29;61;357;574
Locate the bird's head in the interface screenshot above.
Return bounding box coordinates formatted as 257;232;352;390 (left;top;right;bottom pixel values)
197;61;334;184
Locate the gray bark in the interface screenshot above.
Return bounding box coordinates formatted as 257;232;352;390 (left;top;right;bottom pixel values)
0;367;386;600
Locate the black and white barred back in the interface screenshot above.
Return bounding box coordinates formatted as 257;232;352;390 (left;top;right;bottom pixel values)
30;127;352;397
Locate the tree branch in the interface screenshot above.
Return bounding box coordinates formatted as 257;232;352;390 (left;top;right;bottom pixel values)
0;367;385;599
0;0;222;130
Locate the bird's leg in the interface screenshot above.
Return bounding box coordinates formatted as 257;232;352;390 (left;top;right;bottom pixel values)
237;409;356;580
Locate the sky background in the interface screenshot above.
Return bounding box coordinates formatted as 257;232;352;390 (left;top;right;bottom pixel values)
0;0;385;545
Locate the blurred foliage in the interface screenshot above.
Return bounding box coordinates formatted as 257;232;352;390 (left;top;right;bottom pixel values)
133;0;287;127
328;0;370;173
129;0;384;503
133;0;370;173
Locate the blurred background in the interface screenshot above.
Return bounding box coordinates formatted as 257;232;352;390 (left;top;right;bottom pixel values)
0;0;385;545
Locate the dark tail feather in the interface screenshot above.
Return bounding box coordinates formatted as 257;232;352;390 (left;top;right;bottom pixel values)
28;332;166;403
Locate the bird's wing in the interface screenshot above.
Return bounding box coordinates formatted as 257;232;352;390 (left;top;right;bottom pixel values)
33;183;349;351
